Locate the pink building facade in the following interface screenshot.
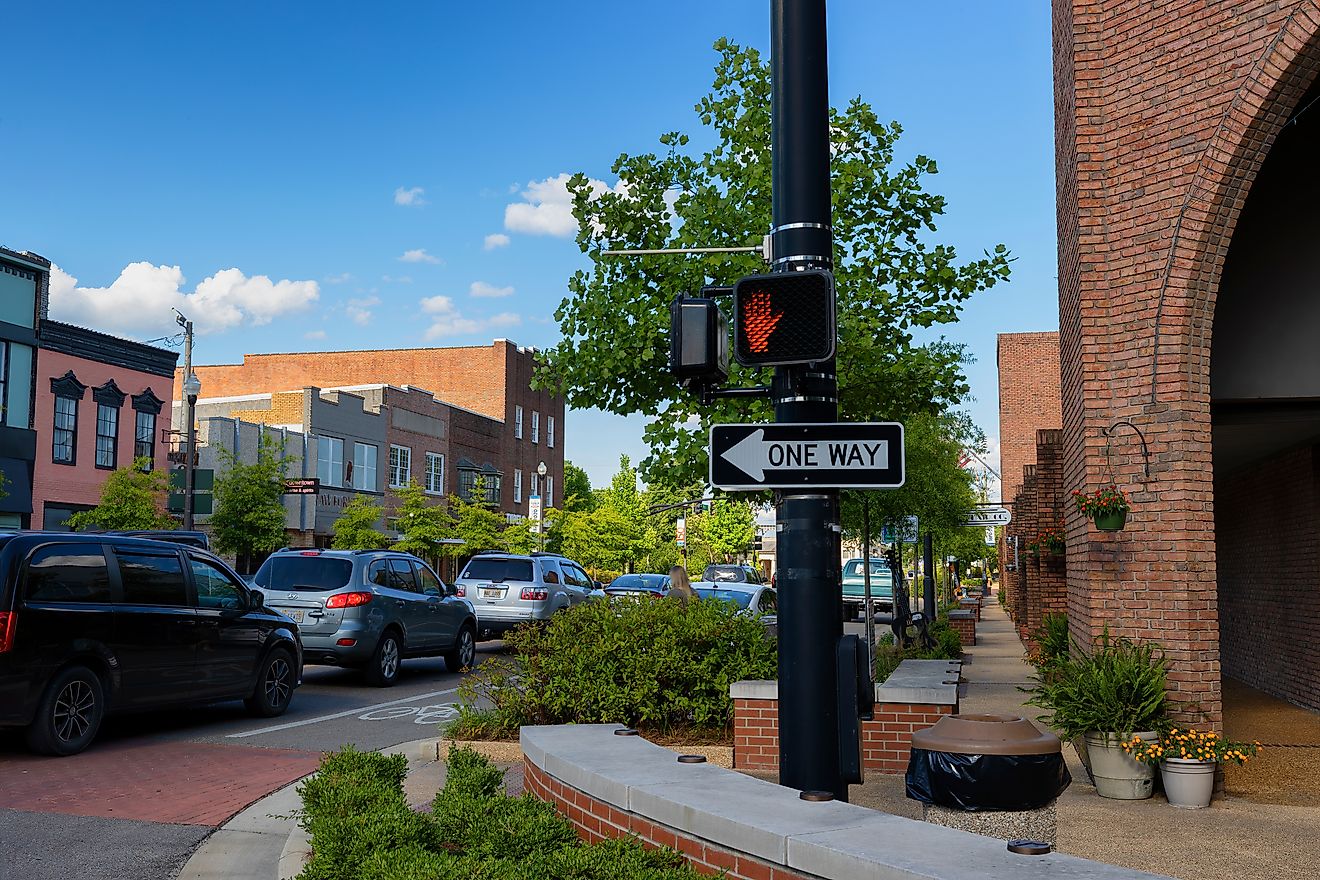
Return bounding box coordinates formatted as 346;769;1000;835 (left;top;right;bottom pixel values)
32;322;178;530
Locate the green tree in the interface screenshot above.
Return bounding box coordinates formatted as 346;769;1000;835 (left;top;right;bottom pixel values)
700;498;756;562
594;455;649;573
332;495;388;550
210;435;292;573
450;479;508;556
68;458;176;530
391;480;456;562
536;39;1011;488
560;461;595;513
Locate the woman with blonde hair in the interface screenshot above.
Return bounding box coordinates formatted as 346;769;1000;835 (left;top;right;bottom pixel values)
667;565;697;603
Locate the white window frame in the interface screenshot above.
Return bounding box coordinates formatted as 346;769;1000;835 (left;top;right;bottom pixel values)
515;405;524;439
425;452;445;495
352;442;378;491
532;411;540;444
318;436;345;488
389;444;412;488
514;469;523;503
547;475;554;508
547;415;555;449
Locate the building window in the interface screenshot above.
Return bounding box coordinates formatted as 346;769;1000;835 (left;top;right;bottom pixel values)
458;467;501;505
532;411;540;444
389;445;412;488
353;442;378;491
548;415;555;449
53;395;77;464
547;476;554;508
95;404;119;468
514;469;523;503
530;472;539;498
135;411;156;469
318;436;345;488
425;453;444;494
515;405;524;439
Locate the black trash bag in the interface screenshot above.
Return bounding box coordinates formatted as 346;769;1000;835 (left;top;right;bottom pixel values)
905;748;1071;811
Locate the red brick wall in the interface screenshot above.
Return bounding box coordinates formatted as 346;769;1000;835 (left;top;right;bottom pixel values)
1053;0;1320;723
523;759;807;880
949;615;976;649
1216;444;1320;710
997;332;1062;506
732;697;954;776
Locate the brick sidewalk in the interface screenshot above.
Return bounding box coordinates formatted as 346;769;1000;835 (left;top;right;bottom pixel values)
0;740;322;826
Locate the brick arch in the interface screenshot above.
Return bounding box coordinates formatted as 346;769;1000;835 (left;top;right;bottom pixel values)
1151;3;1320;405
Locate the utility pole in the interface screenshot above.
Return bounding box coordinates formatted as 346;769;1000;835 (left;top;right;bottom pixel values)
770;0;844;800
174;311;199;531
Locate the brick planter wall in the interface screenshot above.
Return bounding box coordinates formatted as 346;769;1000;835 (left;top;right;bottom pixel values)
948;612;976;648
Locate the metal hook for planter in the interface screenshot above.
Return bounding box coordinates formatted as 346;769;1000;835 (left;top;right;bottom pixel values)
1101;420;1151;486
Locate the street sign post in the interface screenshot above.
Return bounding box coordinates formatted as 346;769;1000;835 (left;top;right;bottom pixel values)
965;506;1012;527
710;422;905;491
528;494;542;533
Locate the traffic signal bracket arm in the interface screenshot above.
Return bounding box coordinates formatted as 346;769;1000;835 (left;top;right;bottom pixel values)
700;384;771;405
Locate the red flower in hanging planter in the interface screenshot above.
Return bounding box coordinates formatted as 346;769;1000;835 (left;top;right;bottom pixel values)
1074;485;1129;518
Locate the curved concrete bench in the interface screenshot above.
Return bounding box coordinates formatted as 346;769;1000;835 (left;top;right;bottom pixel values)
522;724;1168;880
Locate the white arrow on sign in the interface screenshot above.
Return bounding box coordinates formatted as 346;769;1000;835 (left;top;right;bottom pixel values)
720;429;890;481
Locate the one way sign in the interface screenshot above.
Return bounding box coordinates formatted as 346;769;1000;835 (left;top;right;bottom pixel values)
709;422;905;491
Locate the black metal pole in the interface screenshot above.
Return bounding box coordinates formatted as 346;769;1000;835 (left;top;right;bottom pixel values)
771;0;844;801
923;532;936;619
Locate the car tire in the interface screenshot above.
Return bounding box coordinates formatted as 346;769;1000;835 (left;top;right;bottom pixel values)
244;648;296;717
26;665;105;757
364;630;402;687
443;623;477;673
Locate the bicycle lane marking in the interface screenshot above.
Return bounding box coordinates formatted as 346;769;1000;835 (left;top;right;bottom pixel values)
357;704;460;724
225;687;460;739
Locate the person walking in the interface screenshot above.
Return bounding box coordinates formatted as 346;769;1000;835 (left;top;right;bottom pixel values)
667;566;697;603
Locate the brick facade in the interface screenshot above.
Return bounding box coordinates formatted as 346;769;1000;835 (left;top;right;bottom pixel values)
997;332;1061;506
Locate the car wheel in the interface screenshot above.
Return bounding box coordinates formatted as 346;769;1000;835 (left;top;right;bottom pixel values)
364;631;402;687
26;666;105;756
443;624;477;673
244;648;295;717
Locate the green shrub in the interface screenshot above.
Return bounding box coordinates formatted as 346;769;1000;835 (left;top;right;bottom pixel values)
454;596;777;738
1027;612;1069;672
871;618;962;684
1023;630;1168;740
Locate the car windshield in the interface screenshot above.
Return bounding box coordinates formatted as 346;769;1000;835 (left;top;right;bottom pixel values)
694;587;755;609
461;558;535;583
609;574;666;590
253;555;354;592
702;565;750;583
843;560;890;578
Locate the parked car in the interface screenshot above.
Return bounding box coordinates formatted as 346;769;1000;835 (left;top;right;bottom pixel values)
250;548;476;686
0;532;302;756
604;573;670;600
454;551;595;640
87;529;211;549
840;557;894;620
696;563;764;585
691;582;778;638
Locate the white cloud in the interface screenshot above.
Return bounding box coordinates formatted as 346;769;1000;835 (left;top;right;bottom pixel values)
394;186;427;206
483;233;510;250
346;295;381;327
399;248;441;264
420;294;522;340
324;272;353;284
305;329;328;340
50;262;319;337
469;281;514;299
503;172;625;237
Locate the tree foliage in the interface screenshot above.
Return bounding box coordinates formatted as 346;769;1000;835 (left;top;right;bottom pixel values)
391;480;457;562
209;434;291;568
536;39;1011;489
68;459;176;531
560;461;594;513
332;495;388;550
698;499;755;563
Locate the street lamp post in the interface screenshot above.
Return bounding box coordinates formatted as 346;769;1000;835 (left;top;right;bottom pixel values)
537;461;548;551
182;372;201;530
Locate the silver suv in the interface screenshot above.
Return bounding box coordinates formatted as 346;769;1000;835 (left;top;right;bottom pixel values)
454;551;595;640
251;549;477;687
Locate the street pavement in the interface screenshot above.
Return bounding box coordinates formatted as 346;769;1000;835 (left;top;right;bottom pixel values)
0;642;506;880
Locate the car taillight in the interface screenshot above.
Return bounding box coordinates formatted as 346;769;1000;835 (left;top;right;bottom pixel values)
0;612;14;653
326;592;373;609
455;585;465;597
520;588;549;601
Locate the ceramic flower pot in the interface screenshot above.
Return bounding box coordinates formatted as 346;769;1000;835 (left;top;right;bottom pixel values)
1160;758;1216;808
1092;510;1127;531
1085;731;1155;799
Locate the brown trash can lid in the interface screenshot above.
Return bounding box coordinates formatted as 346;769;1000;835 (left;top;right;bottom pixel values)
911;714;1061;756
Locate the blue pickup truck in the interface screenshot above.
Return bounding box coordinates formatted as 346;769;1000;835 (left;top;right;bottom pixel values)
841;557;893;621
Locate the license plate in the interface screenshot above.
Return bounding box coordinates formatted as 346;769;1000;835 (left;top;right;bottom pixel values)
289;609;305;623
480;587;504;599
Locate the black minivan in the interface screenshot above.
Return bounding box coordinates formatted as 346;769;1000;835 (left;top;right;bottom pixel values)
0;532;303;756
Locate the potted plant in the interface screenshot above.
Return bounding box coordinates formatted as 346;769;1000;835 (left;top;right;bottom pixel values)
1036;527;1065;556
1123;729;1261;808
1073;485;1130;531
1023;631;1167;799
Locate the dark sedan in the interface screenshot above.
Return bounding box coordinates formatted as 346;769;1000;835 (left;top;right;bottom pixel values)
603;573;671;600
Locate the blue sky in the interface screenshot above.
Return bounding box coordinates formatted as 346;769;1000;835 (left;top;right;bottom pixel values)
1;1;1056;493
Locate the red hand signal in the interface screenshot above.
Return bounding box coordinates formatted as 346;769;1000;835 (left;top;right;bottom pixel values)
743;291;783;354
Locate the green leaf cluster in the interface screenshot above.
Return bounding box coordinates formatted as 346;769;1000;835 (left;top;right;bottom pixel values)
209;434;292;565
67;458;176;531
1022;631;1169;740
331;495;389;551
450;596;776;739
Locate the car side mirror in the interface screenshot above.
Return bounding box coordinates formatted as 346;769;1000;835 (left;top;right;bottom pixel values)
249;589;265;610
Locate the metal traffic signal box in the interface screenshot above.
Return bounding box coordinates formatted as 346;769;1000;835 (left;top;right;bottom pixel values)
669;296;729;387
733;269;836;367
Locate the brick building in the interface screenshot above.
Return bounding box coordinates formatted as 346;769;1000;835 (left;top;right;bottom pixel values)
1029;0;1320;720
996;333;1061;505
176;340;563;523
33;321;177;529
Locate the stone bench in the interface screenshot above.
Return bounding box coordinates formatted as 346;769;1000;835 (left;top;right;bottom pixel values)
522;723;1168;880
733;659;961;774
949;609;977;646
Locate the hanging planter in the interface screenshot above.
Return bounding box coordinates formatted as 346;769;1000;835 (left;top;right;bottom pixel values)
1074;486;1130;532
1037;527;1066;555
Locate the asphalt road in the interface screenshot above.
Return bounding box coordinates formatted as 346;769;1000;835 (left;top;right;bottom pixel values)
0;642;507;880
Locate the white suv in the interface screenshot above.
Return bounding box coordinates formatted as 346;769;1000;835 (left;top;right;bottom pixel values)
454;551;596;641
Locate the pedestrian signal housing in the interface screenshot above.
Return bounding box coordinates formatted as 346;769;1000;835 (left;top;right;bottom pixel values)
669;296;729;387
733;269;836;367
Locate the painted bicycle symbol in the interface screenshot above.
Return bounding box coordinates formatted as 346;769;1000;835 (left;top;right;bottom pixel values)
358;703;460;724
